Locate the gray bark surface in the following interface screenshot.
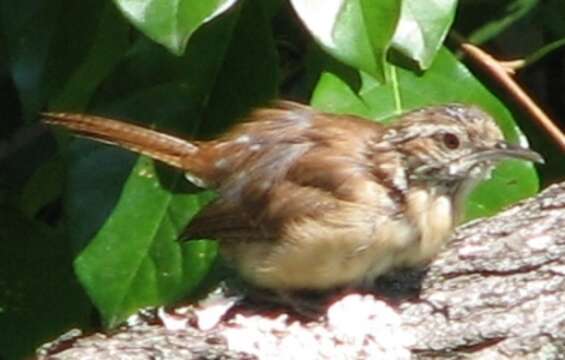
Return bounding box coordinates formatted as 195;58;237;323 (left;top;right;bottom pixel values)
37;182;565;360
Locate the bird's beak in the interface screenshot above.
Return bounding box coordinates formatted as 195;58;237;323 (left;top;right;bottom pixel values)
469;141;544;164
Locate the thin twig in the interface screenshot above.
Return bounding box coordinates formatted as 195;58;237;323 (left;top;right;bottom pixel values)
497;60;525;74
459;42;565;151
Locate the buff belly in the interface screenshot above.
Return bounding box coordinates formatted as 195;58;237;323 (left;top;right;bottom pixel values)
220;190;454;291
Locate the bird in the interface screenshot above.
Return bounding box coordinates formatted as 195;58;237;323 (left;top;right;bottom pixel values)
43;101;542;296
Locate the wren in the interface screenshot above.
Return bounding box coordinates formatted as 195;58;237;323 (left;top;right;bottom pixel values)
43;101;542;294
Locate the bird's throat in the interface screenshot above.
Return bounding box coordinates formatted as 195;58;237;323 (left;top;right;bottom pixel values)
396;187;455;267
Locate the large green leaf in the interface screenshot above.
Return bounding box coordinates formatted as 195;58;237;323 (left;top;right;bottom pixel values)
392;0;457;69
74;158;217;325
290;0;400;82
69;0;278;326
114;0;238;55
311;48;539;220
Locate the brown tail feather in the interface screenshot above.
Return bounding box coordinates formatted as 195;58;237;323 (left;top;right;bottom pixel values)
42;112;203;172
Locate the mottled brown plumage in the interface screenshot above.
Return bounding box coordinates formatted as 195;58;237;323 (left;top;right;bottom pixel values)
43;101;542;292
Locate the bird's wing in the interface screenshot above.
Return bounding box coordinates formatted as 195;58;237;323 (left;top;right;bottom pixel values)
183;104;394;242
182;179;345;242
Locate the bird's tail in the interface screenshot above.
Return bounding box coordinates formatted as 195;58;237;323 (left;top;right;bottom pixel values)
42;112;205;174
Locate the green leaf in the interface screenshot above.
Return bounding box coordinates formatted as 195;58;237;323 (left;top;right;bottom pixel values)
465;159;539;219
391;0;457;69
291;0;400;82
69;0;278;326
74;158;217;326
114;0;238;55
311;48;539;220
48;4;130;111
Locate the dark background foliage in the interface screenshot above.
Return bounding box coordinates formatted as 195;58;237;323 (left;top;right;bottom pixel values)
0;0;563;358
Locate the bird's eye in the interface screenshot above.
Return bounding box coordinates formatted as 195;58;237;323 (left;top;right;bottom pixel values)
442;132;460;150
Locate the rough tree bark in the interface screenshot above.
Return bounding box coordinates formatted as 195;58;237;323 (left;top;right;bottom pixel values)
38;182;565;360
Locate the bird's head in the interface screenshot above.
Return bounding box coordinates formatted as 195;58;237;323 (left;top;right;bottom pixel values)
384;104;542;196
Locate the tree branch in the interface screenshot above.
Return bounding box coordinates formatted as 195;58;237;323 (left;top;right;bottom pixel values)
458;42;565;151
38;183;565;359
